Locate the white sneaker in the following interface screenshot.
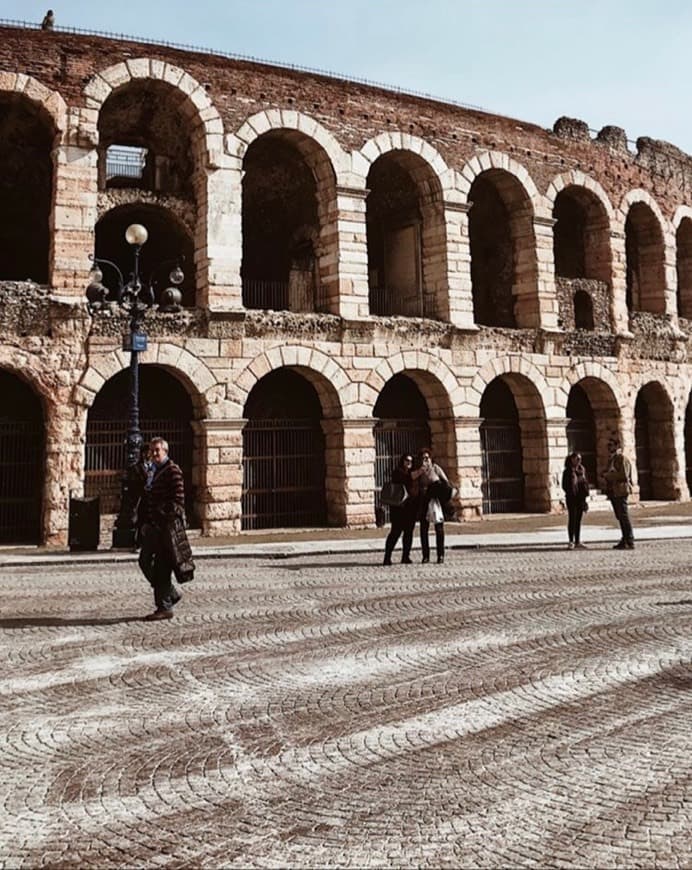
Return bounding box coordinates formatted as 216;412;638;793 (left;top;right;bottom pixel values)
575;542;587;549
567;542;575;550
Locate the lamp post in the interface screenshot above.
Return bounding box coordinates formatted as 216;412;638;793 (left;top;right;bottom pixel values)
86;223;185;548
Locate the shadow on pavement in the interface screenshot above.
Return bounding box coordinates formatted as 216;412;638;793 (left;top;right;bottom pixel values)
0;616;145;629
655;599;692;606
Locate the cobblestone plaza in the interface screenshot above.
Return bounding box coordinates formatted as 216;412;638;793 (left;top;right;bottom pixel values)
2;542;691;868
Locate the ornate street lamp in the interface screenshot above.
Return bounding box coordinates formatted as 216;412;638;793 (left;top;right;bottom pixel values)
86;223;185;548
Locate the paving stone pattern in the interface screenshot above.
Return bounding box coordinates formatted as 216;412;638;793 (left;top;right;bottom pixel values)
1;542;692;868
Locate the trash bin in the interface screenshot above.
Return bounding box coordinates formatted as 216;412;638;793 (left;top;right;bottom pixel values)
69;496;100;551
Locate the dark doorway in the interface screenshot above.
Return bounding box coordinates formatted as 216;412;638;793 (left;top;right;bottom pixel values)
242;369;327;530
0;371;44;543
635;392;652;500
373;374;431;522
566;385;597;485
95;205;195;307
480;378;524;513
85;366;196;521
0;95;53;282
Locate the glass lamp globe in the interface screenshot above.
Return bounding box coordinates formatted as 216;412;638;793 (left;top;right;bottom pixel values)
125;223;148;246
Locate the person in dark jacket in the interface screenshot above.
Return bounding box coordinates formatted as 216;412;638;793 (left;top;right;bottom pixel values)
411;448;452;564
136;436;194;621
561;451;590;549
383;453;418;565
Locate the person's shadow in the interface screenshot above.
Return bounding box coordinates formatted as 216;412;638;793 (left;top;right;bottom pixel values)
0;616;145;630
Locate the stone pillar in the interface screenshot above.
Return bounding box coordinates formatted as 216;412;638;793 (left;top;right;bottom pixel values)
334;186;370;320
444;202;476;329
673;405;691;501
199;160;243;310
610;229;631;335
455;417;483;519
341;419;377;526
546;416;570;512
192;419;243;535
663;231;679;326
43;400;88;547
533;216;560;331
50;143;98;295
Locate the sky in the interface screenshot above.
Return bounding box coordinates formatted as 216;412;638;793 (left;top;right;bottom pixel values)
3;0;691;153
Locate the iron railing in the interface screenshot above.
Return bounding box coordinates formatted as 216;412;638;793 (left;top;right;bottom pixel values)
242;278;331;313
369;287;424;318
242;418;326;530
106;146;146;181
85;418;195;519
0;420;43;543
374;419;430;523
480;420;524;514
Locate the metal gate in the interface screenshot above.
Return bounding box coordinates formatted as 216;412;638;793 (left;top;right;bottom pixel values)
635;416;652;499
480;420;524;513
374;419;430;522
242;419;327;530
85;419;194;519
0;421;43;543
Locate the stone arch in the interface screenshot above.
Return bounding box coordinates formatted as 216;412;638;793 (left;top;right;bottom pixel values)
236;115;345;313
366;351;459;419
84;59;224;166
620;189;669;314
673;206;692;319
77;344;215;418
363;143;448;319
469;356;553;416
475;368;550;512
463;156;539;327
359;132;449;184
233;346;351;419
232;109;349;180
0;75;66;283
545;170;615;222
0;71;67;141
560;365;623;490
458;151;542;212
634;380;678;500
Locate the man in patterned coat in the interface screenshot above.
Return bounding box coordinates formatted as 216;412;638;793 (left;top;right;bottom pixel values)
137;437;194;621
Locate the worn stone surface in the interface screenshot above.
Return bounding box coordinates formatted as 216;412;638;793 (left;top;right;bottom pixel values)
1;542;691;867
2;23;692;544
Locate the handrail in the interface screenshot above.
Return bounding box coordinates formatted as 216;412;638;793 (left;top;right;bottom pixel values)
0;17;489;115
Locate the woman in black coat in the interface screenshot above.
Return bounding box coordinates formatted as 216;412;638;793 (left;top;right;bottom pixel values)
561;451;590;549
383;454;418;565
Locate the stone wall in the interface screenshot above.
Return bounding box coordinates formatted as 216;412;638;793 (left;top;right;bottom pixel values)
2;24;692;545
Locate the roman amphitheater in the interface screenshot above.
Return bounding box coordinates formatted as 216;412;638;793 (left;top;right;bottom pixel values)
2;19;692;546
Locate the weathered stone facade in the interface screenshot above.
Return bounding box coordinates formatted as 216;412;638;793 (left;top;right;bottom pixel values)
2;23;692;546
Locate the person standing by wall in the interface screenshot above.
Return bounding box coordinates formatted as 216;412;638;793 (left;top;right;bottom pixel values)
561;451;590;549
604;442;635;550
136;436;195;620
412;448;451;564
383;453;418;565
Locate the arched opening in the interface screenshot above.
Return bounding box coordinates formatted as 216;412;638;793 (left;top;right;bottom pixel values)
0;370;45;543
241;131;335;313
553;187;611;282
98;80;194;196
366;151;445;319
676;217;692;319
0;93;54;282
565;377;620;492
373;374;431;523
573;290;595;330
566;385;597;484
469;170;538;328
242;369;328;529
685;393;692;494
480;378;523;512
95;205;195;307
625;203;666;314
634;382;677;500
85;366;197;522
